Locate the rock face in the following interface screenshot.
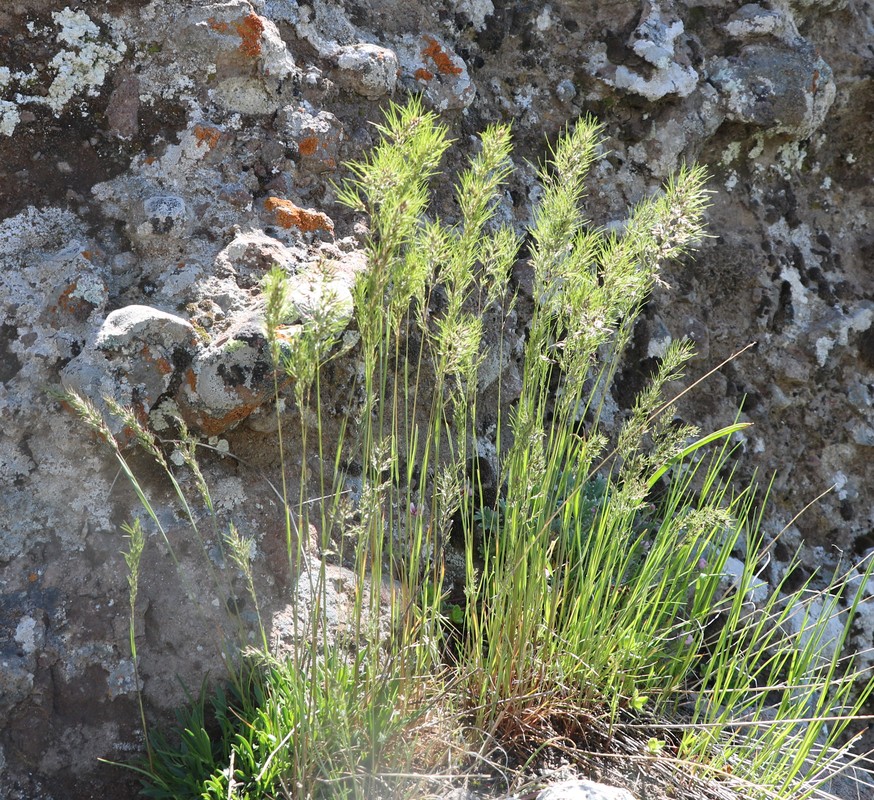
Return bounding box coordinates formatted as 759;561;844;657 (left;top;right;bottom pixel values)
1;0;874;796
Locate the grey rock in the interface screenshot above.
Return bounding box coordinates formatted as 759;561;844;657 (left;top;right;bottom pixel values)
629;0;686;71
273;555;400;656
62;305;200;435
710;44;835;138
586;1;698;102
95;305;198;354
136;194;193;240
451;0;494;32
537;779;637;800
725;5;791;40
280;103;345;172
0;209;108;412
556;78;577;104
175;250;358;433
333;43;399;99
287;0;361;58
179;2;297;114
176;313;276;435
214;229;308;288
395;33;476;110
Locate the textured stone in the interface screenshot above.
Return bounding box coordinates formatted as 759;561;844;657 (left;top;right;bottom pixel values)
710;44;835;138
213;229;307;286
95;305;198;353
175;312;277;435
395;33;476;110
725;4;789;40
333;43;398;98
280;103;345;172
136;194;193;241
60;305;199;436
537;779;637;800
585;1;698;102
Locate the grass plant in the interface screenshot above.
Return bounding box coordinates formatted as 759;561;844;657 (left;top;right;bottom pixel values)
63;98;874;799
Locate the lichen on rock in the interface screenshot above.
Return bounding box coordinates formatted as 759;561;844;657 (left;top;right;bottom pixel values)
2;7;126;136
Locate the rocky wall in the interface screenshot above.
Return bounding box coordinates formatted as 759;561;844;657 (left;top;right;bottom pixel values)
1;1;873;796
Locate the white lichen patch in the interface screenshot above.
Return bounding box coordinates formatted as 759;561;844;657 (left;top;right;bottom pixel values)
647;332;673;359
720;141;741;167
779;264;809;323
815;304;874;366
0;100;20;137
453;0;495;32
0;67;20;136
747;135;765;161
14;616;39;655
774;140;807;176
12;7;126;118
613;62;697;102
535;5;554;31
207;436;230;454
213;476;247;513
815;336;834;366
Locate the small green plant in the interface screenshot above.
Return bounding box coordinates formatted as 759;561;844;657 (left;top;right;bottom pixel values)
63;98;874;799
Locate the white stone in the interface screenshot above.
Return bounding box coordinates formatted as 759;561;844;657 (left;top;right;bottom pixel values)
258;16;297;80
537;779;638;800
782;593;847;664
96;305;197;351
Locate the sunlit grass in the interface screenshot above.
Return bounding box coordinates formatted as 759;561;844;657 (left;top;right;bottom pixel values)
63;98;874;800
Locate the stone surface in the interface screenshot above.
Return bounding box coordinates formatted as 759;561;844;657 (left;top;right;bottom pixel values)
2;0;874;797
537;780;637;800
333;42;398;98
710;43;836;138
395;33;477;110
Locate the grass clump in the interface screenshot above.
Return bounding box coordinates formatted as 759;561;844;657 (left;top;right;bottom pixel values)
64;97;874;799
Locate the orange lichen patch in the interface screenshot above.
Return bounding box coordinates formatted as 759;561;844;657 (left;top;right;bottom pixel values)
298;136;320;156
208;17;231;33
235;13;264;57
421;36;463;76
183;400;260;436
81;250;92;260
57;282;94;320
414;67;434;81
193;124;222;150
264;197;334;234
139;345;172;376
28;572;38;583
208;13;263;57
144;156;157;165
184;367;197;391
